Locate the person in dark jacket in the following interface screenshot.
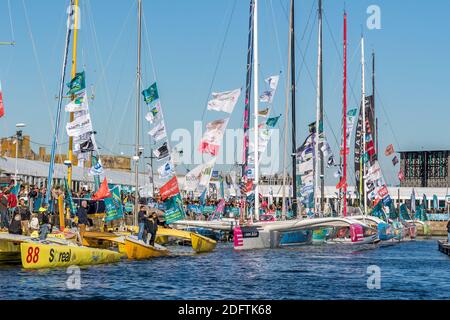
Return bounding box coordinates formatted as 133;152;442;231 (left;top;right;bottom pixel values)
38;205;50;240
16;198;31;235
146;212;159;246
8;211;22;235
76;200;90;242
137;206;147;242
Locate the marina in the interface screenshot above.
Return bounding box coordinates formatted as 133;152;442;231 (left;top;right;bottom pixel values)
0;0;449;305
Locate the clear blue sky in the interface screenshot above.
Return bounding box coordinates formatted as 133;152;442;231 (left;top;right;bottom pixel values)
1;0;449;186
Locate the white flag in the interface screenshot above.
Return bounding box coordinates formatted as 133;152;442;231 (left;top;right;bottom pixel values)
184;157;217;192
145;101;161;124
158;161;175;179
199;118;229;156
66;113;93;137
207;88;241;114
266;75;280;91
65;92;89;113
148;122;167;142
89;161;104;176
259;75;280;103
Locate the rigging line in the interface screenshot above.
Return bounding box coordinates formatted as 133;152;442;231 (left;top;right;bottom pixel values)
7;0;15;41
21;0;56;131
267;0;284;71
141;6;157;82
375;88;402;150
200;0;238;123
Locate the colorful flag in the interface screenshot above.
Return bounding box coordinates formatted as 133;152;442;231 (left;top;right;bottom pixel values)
145;101;161;124
392;156;399;166
385;144;395;156
163;194;185;224
142;82;159;105
92;178;112;200
199;118;229;156
67;71;86;95
184;158;216;192
89;159;104;176
159;176;180;201
258;107;271;117
207;88;241;114
104;185;124;222
157;161;175;179
336;177;347;190
153;142;169;160
398;170;405;181
260;75;280;103
66;113;93;137
0;81;5;118
65;92;89;112
266;115;281;128
148;122;167;142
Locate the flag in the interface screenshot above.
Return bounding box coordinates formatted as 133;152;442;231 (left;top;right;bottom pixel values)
259;91;274;103
157;161;175;179
392;156;399;166
336;177;347;190
153;142;169;160
385;144;395;156
142;82;159;104
258;107;270;117
398;170;405;181
207;88;241;113
266;115;281;128
199;118;229;156
66;113;93;137
266;75;280;91
145;101;161;124
0;81;5;118
104;185;124;222
410;188;416;212
199;189;207;206
67;71;86;95
259;75;280;103
163;194;185;224
92;178;112;200
184;158;216;192
65;92;89;112
433;194;439;210
79;137;95;153
159;176;180;201
89;159;104;176
148;122;167;142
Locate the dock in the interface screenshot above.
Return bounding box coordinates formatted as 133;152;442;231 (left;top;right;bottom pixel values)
438;240;450;256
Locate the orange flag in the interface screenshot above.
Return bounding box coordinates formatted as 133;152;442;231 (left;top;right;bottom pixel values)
92;178;112;200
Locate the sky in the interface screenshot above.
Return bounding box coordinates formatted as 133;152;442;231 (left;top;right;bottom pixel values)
1;0;450;187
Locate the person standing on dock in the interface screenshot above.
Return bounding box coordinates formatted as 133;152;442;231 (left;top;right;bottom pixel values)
137;205;147;242
76;200;90;242
38;205;50;240
0;188;9;230
16;198;31;236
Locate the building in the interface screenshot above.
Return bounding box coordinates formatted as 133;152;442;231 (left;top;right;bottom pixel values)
400;150;449;188
1;134;131;171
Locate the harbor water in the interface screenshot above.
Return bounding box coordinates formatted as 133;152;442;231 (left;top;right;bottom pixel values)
0;240;449;300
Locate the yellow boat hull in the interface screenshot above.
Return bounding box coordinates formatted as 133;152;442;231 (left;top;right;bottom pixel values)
20;242;122;269
190;233;217;253
124;238;169;260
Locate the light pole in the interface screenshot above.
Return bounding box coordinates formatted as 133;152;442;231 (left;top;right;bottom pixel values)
14;123;26;185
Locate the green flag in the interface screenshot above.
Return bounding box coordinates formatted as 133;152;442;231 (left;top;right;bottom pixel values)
266;115;281;128
163;194;185;224
104;185;124;223
142;82;159;105
67;71;86;95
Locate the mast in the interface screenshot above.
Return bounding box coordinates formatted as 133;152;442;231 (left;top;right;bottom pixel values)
290;0;297;218
342;10;347;217
67;0;79;189
241;0;254;222
281;0;293;220
253;0;260;221
45;0;74;204
372;50;377;155
134;0;143;226
361;34;367;214
314;0;324;214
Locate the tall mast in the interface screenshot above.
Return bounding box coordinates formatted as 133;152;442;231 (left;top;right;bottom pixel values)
361;34;367;214
314;0;324;214
281;0;294;220
67;0;79;189
342;10;347;217
241;0;254;222
372;50;377;154
290;0;297;218
134;0;143;225
45;0;74;204
253;0;260;221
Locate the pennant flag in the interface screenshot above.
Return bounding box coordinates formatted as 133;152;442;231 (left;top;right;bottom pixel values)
104;185;124;222
89;159;104;176
336;177;347;190
65;92;89;112
157;161;175;179
66;113;93;137
0;81;5;118
148;122;167;142
67;71;86;95
163;194;185;224
184;158;216;192
258;107;271;117
385;144;395;156
207;88;241;114
153;142;169;160
259;75;280;103
259;91;274;103
159;176;180;201
392;156;399;166
266;115;281;128
145;101;161;124
92;178;112;200
266;74;280;90
199;118;229;156
142;82;159;105
79;137;95;153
